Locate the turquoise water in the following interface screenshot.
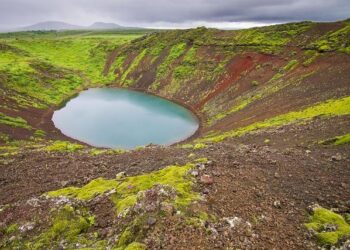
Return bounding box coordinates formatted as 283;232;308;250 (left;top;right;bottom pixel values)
52;88;199;149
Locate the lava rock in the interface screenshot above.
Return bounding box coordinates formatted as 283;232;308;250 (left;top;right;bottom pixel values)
200;175;214;185
273;200;282;209
331;154;342;161
116;171;127;179
160;202;174;215
147;217;157;226
190;170;199;177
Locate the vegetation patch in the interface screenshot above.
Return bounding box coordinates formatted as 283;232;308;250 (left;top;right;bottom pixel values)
154;42;187;85
0;145;19;157
283;59;298;71
206;76;296;125
305;207;350;246
0;204;100;250
29;205;94;249
0;32;142;109
308;21;350;53
48;163;200;214
0;112;31;129
44;140;84;152
303;50;319;66
33;129;46;138
181;143;207;150
121;49;148;86
320;133;350;146
200;96;350;143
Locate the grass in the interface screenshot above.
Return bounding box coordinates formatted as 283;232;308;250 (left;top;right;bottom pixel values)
121;49;148;86
303;50;319;66
8;34;140;83
200;96;350;143
0;112;31;129
0;31;145;108
33;129;46;138
2;223;18;234
320;133;350;146
156;43;187;79
309;20;350;53
283;59;298;71
305;207;350;245
124;242;147;250
173;47;197;80
206;76;293;125
44;140;84;152
0;145;19;157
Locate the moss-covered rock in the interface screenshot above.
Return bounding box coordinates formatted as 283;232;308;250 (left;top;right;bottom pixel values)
306;207;350;246
48;163;200;214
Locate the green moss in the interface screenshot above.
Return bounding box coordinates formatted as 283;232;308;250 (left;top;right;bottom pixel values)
334;133;350;145
309;21;350;53
267;59;298;83
48;163;200;214
30;205;93;249
156;43;187;79
228;22;312;53
346;214;350;224
0;112;31;129
159;46;199;94
121;49;147;86
182;143;207;150
173;47;197;80
193;143;207;150
89;148;126;156
251;80;259;86
89;148;107;155
194;157;208;163
283;59;298;71
114;216;149;249
149;42;166;57
207;74;299;125
200;96;350;143
111;163;199;211
115;195;138;214
124;242;146;250
0;132;11;143
305;208;350;245
117;228;133;247
48;177;118;200
303;51;319;66
44;140;84;152
4;223;18;234
180;143;195;149
33;129;46;137
0;145;18;157
264;139;270;144
320;133;350;145
0;32;142;109
111;55;126;76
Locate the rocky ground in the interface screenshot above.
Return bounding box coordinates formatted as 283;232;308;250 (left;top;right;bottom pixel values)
1;115;349;249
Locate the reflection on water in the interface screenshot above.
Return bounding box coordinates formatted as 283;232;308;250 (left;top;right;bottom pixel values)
52;88;199;149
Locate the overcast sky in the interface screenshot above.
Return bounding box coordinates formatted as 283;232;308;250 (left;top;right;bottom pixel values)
0;0;349;30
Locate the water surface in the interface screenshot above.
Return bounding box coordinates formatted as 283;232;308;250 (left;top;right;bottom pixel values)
52;88;199;149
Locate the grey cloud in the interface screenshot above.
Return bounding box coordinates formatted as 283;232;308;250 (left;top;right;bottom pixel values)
0;0;349;29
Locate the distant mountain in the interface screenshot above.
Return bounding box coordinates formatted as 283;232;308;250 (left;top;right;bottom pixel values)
6;21;143;32
19;21;82;31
